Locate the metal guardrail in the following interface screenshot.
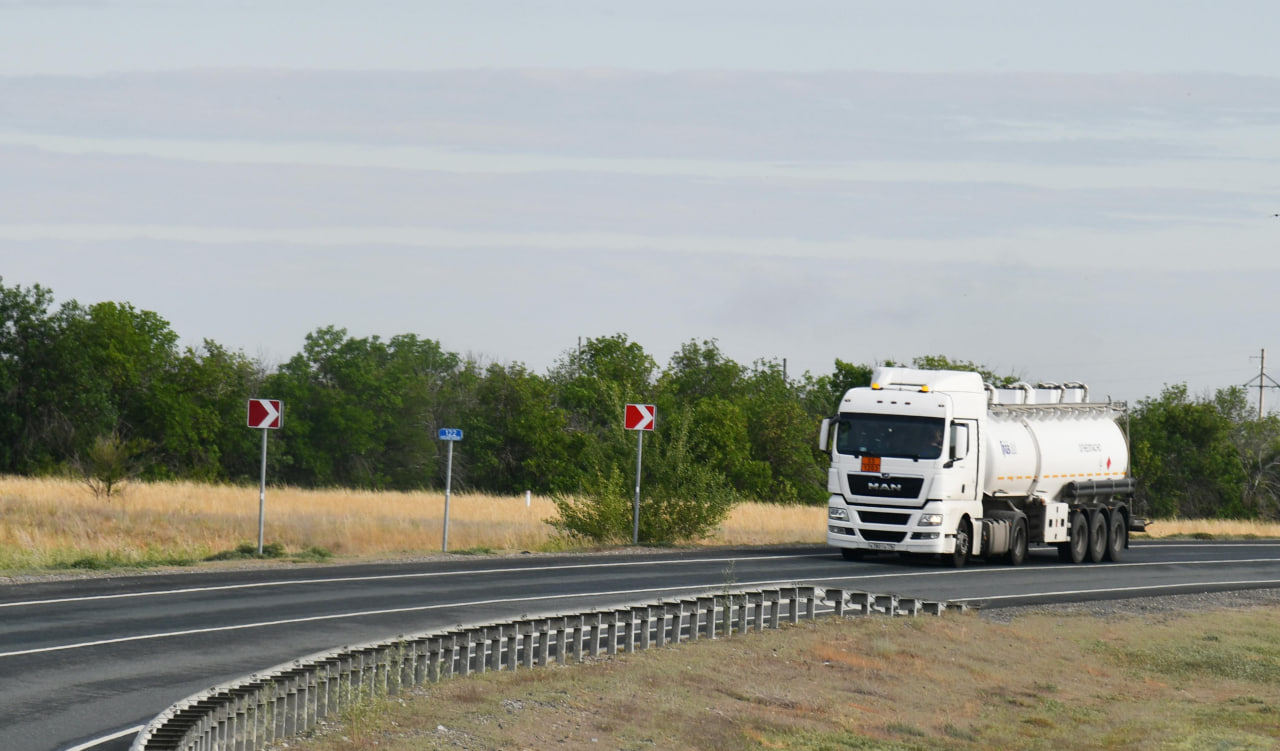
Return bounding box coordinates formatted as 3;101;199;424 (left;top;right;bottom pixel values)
129;586;961;751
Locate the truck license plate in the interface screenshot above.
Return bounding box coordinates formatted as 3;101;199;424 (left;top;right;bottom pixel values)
867;543;895;551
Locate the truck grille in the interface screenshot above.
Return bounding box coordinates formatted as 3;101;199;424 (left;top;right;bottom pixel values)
858;510;911;526
860;529;908;543
847;474;924;500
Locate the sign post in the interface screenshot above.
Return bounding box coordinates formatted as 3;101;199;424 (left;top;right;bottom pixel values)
247;399;283;555
438;428;463;552
624;404;656;545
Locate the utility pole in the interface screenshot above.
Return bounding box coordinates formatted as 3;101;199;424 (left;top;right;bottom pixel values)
1244;348;1280;418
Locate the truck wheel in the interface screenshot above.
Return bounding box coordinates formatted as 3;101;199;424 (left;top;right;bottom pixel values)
1006;519;1028;566
949;518;972;568
1064;511;1088;564
1104;512;1126;562
841;548;865;561
1087;510;1107;563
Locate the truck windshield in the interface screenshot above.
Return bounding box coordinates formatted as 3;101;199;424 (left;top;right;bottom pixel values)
834;413;945;460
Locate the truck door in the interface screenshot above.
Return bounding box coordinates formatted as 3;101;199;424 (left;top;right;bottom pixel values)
950;419;979;500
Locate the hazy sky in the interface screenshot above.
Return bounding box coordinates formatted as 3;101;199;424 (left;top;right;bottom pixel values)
3;1;1279;406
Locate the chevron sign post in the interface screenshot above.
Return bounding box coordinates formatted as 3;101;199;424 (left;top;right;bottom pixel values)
625;404;656;544
247;398;284;555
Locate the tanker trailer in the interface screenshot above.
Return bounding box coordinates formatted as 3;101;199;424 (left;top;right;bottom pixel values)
820;367;1138;567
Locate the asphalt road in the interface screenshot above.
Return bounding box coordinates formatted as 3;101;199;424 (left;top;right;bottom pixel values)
3;539;1279;751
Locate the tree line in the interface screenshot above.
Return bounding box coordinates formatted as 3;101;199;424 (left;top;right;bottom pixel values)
1;278;1277;524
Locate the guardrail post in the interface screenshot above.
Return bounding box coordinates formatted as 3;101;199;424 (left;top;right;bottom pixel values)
517;621;535;669
283;672;300;738
384;644;402;695
230;691;244;751
373;646;387;695
358;650;375;701
398;640;415;688
413;638;429;685
209;698;225;750
800;586;817;620
605;611;620;655
424;637;441;683
304;665;321;733
288;669;305;736
673;600;690;644
372;647;387;697
654;603;670;647
549;617;566;665
473;629;488;673
272;676;288;742
636;606;653;649
460;631;477;677
527;619;542;665
873;594;897;615
441;634;459;680
763;589;780;628
745;592;763;632
586;612;603;658
777;587;798;624
483;627;499;673
505;625;520;672
253;679;270;747
824;588;844;616
616;609;630;653
578;612;593;658
696;596;716;639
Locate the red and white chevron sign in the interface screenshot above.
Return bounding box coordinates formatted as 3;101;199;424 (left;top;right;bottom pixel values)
247;398;283;429
624;403;656;431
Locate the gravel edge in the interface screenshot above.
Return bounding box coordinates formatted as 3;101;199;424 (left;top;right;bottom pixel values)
978;587;1280;623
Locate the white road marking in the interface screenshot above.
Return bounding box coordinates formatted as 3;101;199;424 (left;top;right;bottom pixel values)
62;724;144;751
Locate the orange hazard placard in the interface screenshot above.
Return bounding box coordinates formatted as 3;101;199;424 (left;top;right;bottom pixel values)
861;456;881;473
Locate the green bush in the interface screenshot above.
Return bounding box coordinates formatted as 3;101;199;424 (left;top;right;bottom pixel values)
551;412;735;545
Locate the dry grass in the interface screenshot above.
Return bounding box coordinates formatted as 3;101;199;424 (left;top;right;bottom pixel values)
283;604;1280;751
0;474;1274;573
1142;518;1280;539
0;475;824;572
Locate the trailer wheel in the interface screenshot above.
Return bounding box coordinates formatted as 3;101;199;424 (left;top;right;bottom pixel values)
1063;511;1088;564
1006;519;1028;566
1104;512;1126;562
841;548;865;561
1087;510;1107;563
949;518;972;568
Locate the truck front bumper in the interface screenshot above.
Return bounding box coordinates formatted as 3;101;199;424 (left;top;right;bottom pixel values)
826;525;956;555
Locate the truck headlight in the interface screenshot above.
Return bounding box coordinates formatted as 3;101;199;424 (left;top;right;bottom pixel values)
828;507;850;522
918;513;943;526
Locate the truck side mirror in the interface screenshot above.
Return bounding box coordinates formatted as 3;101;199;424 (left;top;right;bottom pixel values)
950;424;969;463
819;418;831;452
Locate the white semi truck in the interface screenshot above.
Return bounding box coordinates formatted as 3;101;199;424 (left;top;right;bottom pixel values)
820;367;1139;567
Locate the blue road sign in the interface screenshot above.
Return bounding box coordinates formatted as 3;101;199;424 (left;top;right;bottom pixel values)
438;428;464;441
